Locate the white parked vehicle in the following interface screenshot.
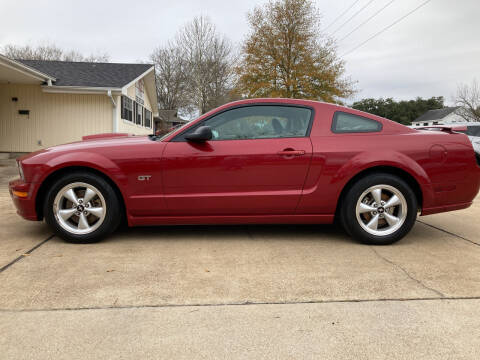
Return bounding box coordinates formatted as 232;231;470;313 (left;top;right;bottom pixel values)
410;122;480;156
455;123;480;154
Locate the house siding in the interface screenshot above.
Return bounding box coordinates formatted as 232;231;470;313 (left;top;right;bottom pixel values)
442;112;464;123
117;119;153;135
411;112;466;127
0;84;112;152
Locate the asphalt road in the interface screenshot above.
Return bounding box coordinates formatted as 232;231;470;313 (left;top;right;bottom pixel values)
1;159;479;359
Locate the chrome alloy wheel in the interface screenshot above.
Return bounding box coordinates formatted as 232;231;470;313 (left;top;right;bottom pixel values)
53;182;107;235
355;184;407;237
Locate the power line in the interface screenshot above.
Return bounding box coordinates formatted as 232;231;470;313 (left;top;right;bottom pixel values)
342;0;433;57
339;0;396;42
324;0;362;31
331;0;377;36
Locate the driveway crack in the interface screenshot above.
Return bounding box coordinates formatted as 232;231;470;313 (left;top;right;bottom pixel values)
417;220;479;247
3;296;480;313
0;234;54;274
370;246;445;298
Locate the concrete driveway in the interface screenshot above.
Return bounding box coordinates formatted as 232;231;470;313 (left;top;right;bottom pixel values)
1;159;480;359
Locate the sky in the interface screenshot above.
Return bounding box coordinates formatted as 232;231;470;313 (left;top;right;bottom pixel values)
1;0;479;105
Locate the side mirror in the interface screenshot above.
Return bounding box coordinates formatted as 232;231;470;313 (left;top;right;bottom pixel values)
185;126;213;142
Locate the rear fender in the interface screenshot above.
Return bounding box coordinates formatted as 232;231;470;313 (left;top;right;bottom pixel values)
333;150;434;209
334;150;430;185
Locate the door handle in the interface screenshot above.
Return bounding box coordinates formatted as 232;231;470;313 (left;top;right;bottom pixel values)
277;149;306;156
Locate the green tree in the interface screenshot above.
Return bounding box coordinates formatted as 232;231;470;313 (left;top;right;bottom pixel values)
352;97;445;125
235;0;355;103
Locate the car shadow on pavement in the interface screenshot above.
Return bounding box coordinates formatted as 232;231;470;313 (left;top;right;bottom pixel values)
98;220;439;248
104;223;356;245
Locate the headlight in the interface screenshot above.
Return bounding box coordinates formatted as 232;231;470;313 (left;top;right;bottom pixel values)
17;161;25;181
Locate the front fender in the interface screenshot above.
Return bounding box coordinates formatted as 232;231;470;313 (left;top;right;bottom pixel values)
27;151;128;199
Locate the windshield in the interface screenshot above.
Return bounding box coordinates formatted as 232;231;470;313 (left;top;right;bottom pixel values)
150;122;192;141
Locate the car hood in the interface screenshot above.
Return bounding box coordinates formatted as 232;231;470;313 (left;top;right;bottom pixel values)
19;135;152;161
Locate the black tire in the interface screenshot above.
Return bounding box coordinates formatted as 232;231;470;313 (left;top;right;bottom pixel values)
340;173;418;245
44;172;122;243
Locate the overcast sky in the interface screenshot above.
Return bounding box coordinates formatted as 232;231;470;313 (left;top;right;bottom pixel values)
1;0;479;105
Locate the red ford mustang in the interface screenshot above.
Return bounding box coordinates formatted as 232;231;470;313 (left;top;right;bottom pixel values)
9;99;480;245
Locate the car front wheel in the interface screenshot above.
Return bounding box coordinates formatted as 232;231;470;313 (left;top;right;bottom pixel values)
44;172;121;243
340;173;418;245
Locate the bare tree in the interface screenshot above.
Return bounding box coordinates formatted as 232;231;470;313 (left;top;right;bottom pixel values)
454;79;480;122
150;16;235;116
150;43;189;110
2;43;110;62
205;34;237;111
176;16;235;114
3;44;63;60
63;50;110;62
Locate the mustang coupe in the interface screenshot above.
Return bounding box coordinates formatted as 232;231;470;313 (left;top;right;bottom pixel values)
9;99;480;245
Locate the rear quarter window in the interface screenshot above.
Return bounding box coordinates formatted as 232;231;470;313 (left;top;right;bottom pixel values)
332;111;382;133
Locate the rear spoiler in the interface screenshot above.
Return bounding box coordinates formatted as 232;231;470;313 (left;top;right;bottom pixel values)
415;125;467;134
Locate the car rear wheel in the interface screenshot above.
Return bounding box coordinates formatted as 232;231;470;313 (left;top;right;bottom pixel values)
340;173;418;245
44;172;121;243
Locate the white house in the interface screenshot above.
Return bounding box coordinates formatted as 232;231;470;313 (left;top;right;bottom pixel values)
0;55;158;153
411;107;464;127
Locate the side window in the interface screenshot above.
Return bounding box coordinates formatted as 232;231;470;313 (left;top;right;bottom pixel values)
332;111;382;133
121;95;133;122
182;105;312;141
135;103;144;126
144;109;152;128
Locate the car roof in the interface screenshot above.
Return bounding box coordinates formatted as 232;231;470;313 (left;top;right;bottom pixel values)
162;98;414;142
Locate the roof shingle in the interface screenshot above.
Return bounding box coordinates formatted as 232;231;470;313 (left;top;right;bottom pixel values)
16;60;153;88
413;107;460;122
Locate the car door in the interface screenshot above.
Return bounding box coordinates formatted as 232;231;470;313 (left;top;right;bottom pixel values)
161;104;314;216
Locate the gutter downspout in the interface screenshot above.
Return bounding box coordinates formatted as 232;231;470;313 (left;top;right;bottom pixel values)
107;90;118;133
